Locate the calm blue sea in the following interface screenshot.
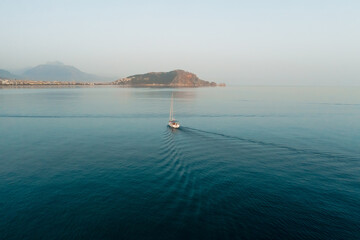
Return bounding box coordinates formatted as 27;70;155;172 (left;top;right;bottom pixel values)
0;86;359;239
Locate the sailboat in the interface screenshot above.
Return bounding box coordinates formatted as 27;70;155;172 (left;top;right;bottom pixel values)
168;93;180;128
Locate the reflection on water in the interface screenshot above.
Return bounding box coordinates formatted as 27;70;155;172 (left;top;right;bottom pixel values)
130;88;197;100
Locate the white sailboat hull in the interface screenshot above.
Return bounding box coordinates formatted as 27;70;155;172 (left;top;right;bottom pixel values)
168;121;180;128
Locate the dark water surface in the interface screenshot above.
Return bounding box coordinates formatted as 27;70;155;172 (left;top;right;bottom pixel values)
1;86;359;239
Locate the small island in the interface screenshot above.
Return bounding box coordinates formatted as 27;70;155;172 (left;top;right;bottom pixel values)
112;70;219;87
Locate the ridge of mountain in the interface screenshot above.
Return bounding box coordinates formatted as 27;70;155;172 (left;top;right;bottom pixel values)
0;69;19;79
22;63;101;82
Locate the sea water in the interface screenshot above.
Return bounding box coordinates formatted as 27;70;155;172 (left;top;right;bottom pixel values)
0;86;359;239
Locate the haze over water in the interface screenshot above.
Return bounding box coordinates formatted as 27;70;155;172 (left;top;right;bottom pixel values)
1;86;359;239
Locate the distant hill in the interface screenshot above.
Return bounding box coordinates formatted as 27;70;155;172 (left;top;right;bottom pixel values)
113;70;217;87
22;62;111;82
0;69;19;79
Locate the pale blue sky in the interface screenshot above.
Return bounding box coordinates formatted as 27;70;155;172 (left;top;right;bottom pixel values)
1;0;359;85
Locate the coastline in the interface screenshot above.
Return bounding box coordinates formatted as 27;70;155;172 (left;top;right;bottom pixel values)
0;79;225;88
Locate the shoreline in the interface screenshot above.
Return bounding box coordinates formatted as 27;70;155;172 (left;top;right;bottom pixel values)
0;84;224;89
0;80;225;88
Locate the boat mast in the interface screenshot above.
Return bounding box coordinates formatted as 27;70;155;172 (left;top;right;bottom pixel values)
170;93;174;121
170;93;173;120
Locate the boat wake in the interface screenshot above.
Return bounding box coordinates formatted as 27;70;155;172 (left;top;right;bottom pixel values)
152;124;357;236
156;128;201;224
180;126;348;160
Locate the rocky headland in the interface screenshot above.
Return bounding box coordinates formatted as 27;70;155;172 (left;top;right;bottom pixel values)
112;70;219;87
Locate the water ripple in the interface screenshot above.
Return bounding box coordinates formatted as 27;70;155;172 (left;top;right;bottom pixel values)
181;126;354;161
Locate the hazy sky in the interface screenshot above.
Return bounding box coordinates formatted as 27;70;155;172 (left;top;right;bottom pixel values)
1;0;359;85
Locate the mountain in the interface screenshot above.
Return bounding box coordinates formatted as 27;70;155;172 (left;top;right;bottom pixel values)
0;69;19;79
112;70;217;87
22;62;110;82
